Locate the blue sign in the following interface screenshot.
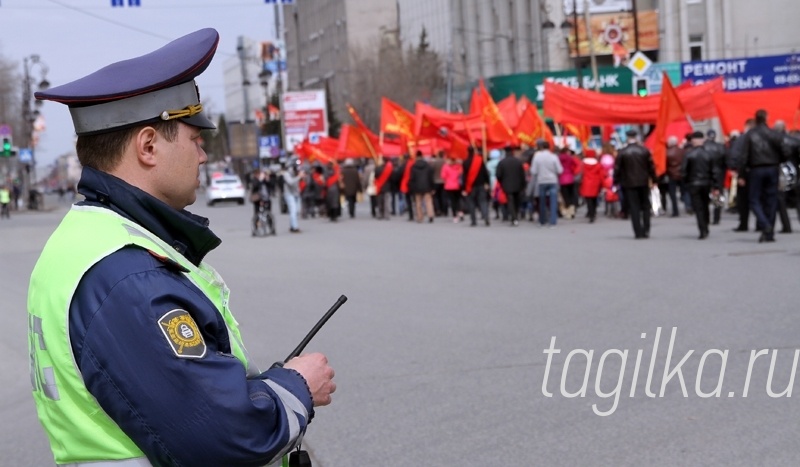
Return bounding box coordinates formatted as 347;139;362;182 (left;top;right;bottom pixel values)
264;60;287;73
260;135;280;148
265;0;294;3
18;148;32;163
681;53;800;92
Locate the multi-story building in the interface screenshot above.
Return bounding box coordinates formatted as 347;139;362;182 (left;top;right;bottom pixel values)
661;0;800;62
282;0;398;119
395;0;800;78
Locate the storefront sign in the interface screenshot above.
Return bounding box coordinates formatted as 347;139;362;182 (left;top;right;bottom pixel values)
488;66;634;103
681;54;800;91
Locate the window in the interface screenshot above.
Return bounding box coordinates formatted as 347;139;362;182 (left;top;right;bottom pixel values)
689;34;703;61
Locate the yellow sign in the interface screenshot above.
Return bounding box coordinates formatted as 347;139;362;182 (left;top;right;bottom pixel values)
627;51;653;77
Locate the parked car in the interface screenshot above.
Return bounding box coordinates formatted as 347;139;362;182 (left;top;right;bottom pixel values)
206;174;245;206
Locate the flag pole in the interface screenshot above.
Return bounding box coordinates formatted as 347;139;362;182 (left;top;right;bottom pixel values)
482;123;487;162
362;132;378;161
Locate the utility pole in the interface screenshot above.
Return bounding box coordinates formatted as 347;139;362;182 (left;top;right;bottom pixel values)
584;0;599;90
236;36;252;122
446;46;454;112
632;0;640;52
274;2;286;155
571;0;583;88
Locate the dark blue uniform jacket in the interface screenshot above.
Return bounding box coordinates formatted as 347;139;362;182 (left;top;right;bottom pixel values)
69;167;313;467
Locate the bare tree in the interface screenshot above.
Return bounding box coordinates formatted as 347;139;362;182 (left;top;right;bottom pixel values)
346;28;445;133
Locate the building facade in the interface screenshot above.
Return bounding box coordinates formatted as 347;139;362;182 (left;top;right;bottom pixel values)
395;0;800;82
661;0;800;63
283;0;398;119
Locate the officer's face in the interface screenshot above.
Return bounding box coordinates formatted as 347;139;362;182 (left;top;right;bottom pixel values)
159;123;208;209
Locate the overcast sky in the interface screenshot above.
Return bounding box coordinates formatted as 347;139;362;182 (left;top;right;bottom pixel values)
0;0;278;169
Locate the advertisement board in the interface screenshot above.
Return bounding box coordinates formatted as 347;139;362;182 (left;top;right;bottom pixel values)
568;10;659;59
282;90;328;153
488;66;634;103
681;54;800;91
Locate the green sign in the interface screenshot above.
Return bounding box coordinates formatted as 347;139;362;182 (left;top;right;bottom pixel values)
641;62;683;94
488;66;635;103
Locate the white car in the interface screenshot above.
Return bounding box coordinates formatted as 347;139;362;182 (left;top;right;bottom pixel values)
206;174;246;206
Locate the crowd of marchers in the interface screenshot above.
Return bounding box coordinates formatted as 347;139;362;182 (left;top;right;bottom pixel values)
244;109;799;242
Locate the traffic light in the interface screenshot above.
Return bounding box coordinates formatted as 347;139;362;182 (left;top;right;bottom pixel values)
1;138;11;157
635;78;649;97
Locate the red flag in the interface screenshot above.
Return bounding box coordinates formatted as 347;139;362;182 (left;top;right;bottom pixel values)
380;97;415;141
414;112;445;141
516;95;533;118
496;94;519;130
447;132;471;160
338;124;376;159
346;103;380;148
470;80;518;146
515;100;554;149
652;73;688;176
601;125;615;143
563;123;592;148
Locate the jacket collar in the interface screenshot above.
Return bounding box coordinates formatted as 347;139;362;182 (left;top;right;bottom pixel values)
77;166;221;265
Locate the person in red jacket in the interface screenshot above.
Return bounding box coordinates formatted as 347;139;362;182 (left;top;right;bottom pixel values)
579;149;607;223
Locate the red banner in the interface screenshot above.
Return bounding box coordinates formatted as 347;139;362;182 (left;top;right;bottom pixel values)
543;78;724;125
712;87;800;135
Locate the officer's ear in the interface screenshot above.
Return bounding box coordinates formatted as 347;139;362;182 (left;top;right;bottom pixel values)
134;126;159;168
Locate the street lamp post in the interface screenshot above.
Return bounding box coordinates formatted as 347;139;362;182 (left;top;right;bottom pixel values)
22;54;50;208
561;0;583;88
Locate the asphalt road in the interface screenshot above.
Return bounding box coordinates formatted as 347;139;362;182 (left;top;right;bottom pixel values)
3;194;799;466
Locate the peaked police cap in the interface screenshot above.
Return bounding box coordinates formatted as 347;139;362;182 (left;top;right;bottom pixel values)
36;28;219;135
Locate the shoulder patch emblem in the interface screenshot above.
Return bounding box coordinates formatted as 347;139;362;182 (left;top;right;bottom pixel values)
158;309;206;358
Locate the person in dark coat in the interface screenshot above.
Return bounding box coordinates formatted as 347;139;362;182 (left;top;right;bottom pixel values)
614;129;657;239
728;120;754;232
462;146;491;226
681;131;721;239
495;145;527;226
740;109;785;242
340;159;362;218
408;154;435;223
325;163;342;222
665;136;686;217
703;129;727;225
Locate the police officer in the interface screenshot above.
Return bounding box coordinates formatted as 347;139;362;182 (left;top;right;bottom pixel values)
28;29;335;466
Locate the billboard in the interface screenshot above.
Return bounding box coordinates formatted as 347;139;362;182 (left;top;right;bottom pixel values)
260;40;287;74
488;66;634;103
681;53;800;91
227;122;259;158
568;10;659;59
282;90;328;153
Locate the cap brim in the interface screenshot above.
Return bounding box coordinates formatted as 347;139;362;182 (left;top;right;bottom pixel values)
182;112;216;130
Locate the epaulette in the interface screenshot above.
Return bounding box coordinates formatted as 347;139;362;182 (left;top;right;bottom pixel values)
147;249;190;273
